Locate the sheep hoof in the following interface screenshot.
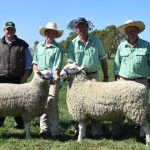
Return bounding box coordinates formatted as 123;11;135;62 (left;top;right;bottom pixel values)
77;138;82;142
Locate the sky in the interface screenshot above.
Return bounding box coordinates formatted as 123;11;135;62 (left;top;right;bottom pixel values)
0;0;149;48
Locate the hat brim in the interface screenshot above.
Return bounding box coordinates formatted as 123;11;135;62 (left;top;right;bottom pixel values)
39;27;63;38
118;21;145;35
4;26;16;29
75;21;88;27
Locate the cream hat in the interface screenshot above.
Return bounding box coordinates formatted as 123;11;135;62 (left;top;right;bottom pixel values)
118;19;145;35
39;22;64;38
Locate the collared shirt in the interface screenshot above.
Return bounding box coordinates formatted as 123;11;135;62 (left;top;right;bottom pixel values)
67;34;107;73
32;41;63;71
114;38;150;79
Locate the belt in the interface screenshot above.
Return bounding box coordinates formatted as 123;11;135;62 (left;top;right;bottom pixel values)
85;71;97;75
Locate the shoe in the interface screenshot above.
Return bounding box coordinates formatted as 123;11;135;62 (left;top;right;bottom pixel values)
14;124;24;129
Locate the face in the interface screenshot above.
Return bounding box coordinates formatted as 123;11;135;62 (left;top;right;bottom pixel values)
4;27;16;40
76;22;88;36
45;29;57;42
125;26;139;41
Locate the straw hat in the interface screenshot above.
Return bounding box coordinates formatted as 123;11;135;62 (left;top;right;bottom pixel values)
118;20;145;35
39;22;64;38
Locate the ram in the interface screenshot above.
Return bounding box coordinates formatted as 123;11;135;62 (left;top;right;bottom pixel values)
0;71;53;139
60;63;150;145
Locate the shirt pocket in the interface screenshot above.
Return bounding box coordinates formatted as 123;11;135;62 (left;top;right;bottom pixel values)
36;51;46;67
120;51;130;62
37;51;45;57
44;50;56;68
89;46;98;58
136;49;147;64
74;49;84;63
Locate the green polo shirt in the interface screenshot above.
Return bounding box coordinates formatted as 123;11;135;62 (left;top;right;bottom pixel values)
67;34;107;73
114;38;150;79
32;41;63;71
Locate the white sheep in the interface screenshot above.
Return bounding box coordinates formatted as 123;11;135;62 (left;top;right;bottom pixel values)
0;70;54;139
60;63;150;145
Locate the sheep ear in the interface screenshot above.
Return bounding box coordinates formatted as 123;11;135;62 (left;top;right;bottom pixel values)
67;59;74;64
36;71;42;76
78;66;86;71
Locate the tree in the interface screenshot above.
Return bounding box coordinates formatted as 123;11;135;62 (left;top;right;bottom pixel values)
91;25;126;59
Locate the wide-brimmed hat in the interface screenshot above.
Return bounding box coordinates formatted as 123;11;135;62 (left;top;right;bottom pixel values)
4;21;16;29
39;22;64;38
75;17;88;27
67;17;95;31
118;20;145;35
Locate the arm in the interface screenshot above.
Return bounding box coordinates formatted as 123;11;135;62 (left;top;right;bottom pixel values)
114;46;121;81
21;48;32;83
53;47;63;72
97;37;108;81
53;46;64;80
100;59;109;82
32;45;39;74
67;41;75;62
21;70;32;83
32;64;38;74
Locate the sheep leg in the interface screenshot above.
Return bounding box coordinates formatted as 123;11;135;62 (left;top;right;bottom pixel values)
77;121;86;141
24;122;31;139
140;126;145;137
141;122;150;146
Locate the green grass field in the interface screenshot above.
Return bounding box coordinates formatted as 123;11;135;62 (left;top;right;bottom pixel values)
0;59;150;150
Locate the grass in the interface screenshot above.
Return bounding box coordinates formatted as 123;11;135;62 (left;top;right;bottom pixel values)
0;59;150;150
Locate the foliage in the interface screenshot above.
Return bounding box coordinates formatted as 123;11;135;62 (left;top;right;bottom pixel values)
60;33;77;54
91;25;126;59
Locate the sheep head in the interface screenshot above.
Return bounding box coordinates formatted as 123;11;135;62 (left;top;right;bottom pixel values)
37;70;59;82
60;62;85;80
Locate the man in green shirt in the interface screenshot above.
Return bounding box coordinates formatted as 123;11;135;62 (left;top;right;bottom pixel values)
32;22;63;140
114;19;150;89
67;17;108;138
113;19;150;138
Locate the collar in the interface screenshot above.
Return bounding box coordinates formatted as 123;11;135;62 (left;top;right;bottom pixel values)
1;35;18;44
125;37;141;48
76;34;92;43
41;40;57;48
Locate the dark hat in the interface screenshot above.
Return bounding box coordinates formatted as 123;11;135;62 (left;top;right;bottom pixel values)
4;21;16;29
67;17;95;31
76;17;88;27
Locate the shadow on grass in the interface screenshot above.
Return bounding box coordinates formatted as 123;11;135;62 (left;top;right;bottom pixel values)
0;120;146;144
0;130;25;139
59;120;146;144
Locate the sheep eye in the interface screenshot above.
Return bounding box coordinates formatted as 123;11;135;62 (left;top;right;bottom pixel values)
70;68;75;70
